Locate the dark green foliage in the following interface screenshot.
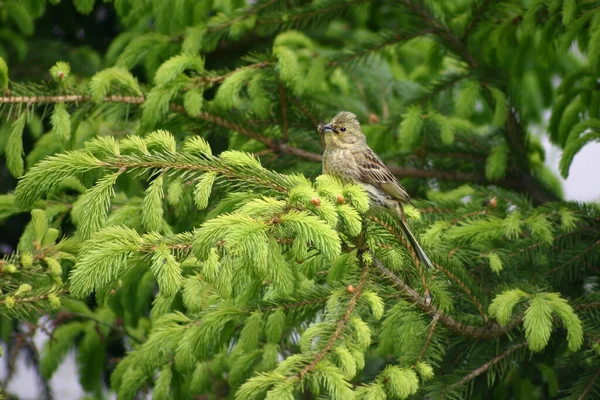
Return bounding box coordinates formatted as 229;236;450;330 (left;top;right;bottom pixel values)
1;0;600;399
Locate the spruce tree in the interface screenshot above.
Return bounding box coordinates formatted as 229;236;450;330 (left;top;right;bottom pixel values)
1;0;599;398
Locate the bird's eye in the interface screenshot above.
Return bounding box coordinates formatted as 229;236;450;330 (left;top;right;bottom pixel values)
340;127;346;132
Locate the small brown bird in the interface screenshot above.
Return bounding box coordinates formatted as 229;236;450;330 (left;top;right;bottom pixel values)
319;111;434;269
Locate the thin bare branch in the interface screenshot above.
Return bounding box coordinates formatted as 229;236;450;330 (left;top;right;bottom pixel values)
279;83;289;143
579;368;600;400
297;256;370;379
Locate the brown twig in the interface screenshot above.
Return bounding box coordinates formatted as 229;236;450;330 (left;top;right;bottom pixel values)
416;315;439;363
543;239;600;277
369;216;487;320
372;254;521;339
0;95;144;104
579;368;600;400
451;342;529;388
433;262;488;321
296;255;370;379
279;83;289;143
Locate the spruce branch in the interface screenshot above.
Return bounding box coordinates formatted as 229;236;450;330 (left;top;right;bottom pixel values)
0;292;66;306
433;262;487;321
206;0;281;33
450;342;529;388
462;0;494;41
170;105;270;144
257;0;371;26
543;238;600;278
416;315;439;363
296;254;370;380
398;0;559;204
192;62;271;85
370;216;488;320
372;255;522;340
98;156;288;193
67;311;144;344
0;89;541;194
0;95;145;104
416;73;470;106
579;368;600;400
327;31;427;67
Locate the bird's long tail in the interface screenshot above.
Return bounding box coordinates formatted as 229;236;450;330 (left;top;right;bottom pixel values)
397;213;435;270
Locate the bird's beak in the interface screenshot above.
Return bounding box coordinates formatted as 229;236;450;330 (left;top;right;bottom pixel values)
318;123;335;133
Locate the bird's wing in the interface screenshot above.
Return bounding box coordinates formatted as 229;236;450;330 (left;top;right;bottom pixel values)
356;147;412;204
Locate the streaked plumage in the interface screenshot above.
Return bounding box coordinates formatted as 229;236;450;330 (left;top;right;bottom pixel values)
319;111;434;269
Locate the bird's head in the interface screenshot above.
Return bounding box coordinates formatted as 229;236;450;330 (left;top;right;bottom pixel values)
318;111;366;149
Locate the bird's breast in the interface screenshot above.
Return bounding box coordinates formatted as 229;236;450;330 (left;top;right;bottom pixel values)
323;149;359;182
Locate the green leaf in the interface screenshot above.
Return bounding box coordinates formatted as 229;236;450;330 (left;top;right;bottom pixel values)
15;150;103;208
5;2;34;36
183;136;212;156
265;308;286;344
279;210;341;261
141;175;165;232
489;289;527;326
398;105;423;147
589;14;600;70
362;290;384;320
214;68;254;109
30;209;48;244
6;113;27;177
73;0;95;14
489;87;508;127
560;208;578;232
182;25;205;54
151;243;182;297
153;364;173;400
238;311;263;351
72;172;120;241
524;295;554;352
236;372;287;400
41;322;86;379
429;112;455;145
488;252;503;274
194;172;217;210
0;56;8;90
415;362;434;381
184;88;204;115
274;46;299;92
456;80;480;118
380;365;419;399
485;143;508;181
560;132;600;178
90;67;142;103
50;103;71;141
355;383;386;400
116;33;169;69
154;54;205;87
562;0;576;26
544;293;583;352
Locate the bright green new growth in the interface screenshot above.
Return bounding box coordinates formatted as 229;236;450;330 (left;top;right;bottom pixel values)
1;0;600;399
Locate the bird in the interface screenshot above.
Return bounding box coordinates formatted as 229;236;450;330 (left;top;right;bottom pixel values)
318;111;434;270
